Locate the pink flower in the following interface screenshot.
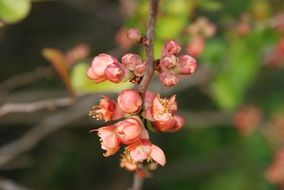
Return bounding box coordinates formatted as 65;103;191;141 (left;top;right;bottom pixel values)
116;117;143;144
94;126;120;157
152;94;177;122
105;63;128;83
160;54;178;70
121;53;143;71
117;89;142;114
127;28;142;42
128;140;166;166
162;40;181;56
159;71;180;87
89;96;124;122
87;54;118;82
154;115;185;132
177;55;197;75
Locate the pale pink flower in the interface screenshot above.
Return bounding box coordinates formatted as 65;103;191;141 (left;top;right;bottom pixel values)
154;115;185;132
178;55;197;75
95;126;120;157
117;89;142;114
162;40;182;56
127;28;142;42
87;54;118;82
116;117;143;144
159;71;180;87
128;140;166;166
152;94;177;122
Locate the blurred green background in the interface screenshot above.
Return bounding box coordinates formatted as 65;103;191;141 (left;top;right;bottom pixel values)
1;0;284;189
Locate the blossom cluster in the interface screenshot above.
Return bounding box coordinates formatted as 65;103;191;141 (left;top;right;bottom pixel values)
87;36;197;87
89;89;184;171
87;28;197;174
158;40;197;87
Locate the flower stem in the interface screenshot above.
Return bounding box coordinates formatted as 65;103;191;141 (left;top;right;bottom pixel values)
138;0;160;96
130;173;144;190
132;0;160;189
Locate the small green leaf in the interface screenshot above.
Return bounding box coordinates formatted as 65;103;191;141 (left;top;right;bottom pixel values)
70;62;133;93
0;0;31;23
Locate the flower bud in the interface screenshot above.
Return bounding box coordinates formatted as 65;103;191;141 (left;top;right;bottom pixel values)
127;28;142;42
162;40;181;56
117;89;142;114
87;53;118;83
121;53;143;71
177;55;197;75
159;71;180;87
160;54;178;70
116;117;143;144
95;126;120;157
133;61;147;76
105;63;128;83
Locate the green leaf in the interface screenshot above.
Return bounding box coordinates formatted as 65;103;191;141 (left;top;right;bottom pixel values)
211;39;260;110
0;0;31;23
70;62;133;93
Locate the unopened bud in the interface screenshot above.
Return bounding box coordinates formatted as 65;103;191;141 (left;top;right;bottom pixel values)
127;28;142;42
178;55;197;75
159;71;180;87
162;40;182;56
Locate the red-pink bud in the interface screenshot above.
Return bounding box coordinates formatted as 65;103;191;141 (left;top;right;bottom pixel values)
117;89;142;114
87;53;118;83
160;55;178;70
105;63;128;83
121;53;143;71
178;55;197;75
162;40;182;56
127;28;142;42
116;117;143;144
159;71;180;87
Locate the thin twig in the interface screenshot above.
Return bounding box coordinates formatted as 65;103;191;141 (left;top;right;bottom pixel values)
138;0;160;95
0;67;54;95
131;0;160;189
130;174;144;190
0;94;99;167
0;97;74;117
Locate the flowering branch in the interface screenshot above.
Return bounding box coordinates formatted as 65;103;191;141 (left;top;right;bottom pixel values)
86;0;197;188
138;0;160;95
